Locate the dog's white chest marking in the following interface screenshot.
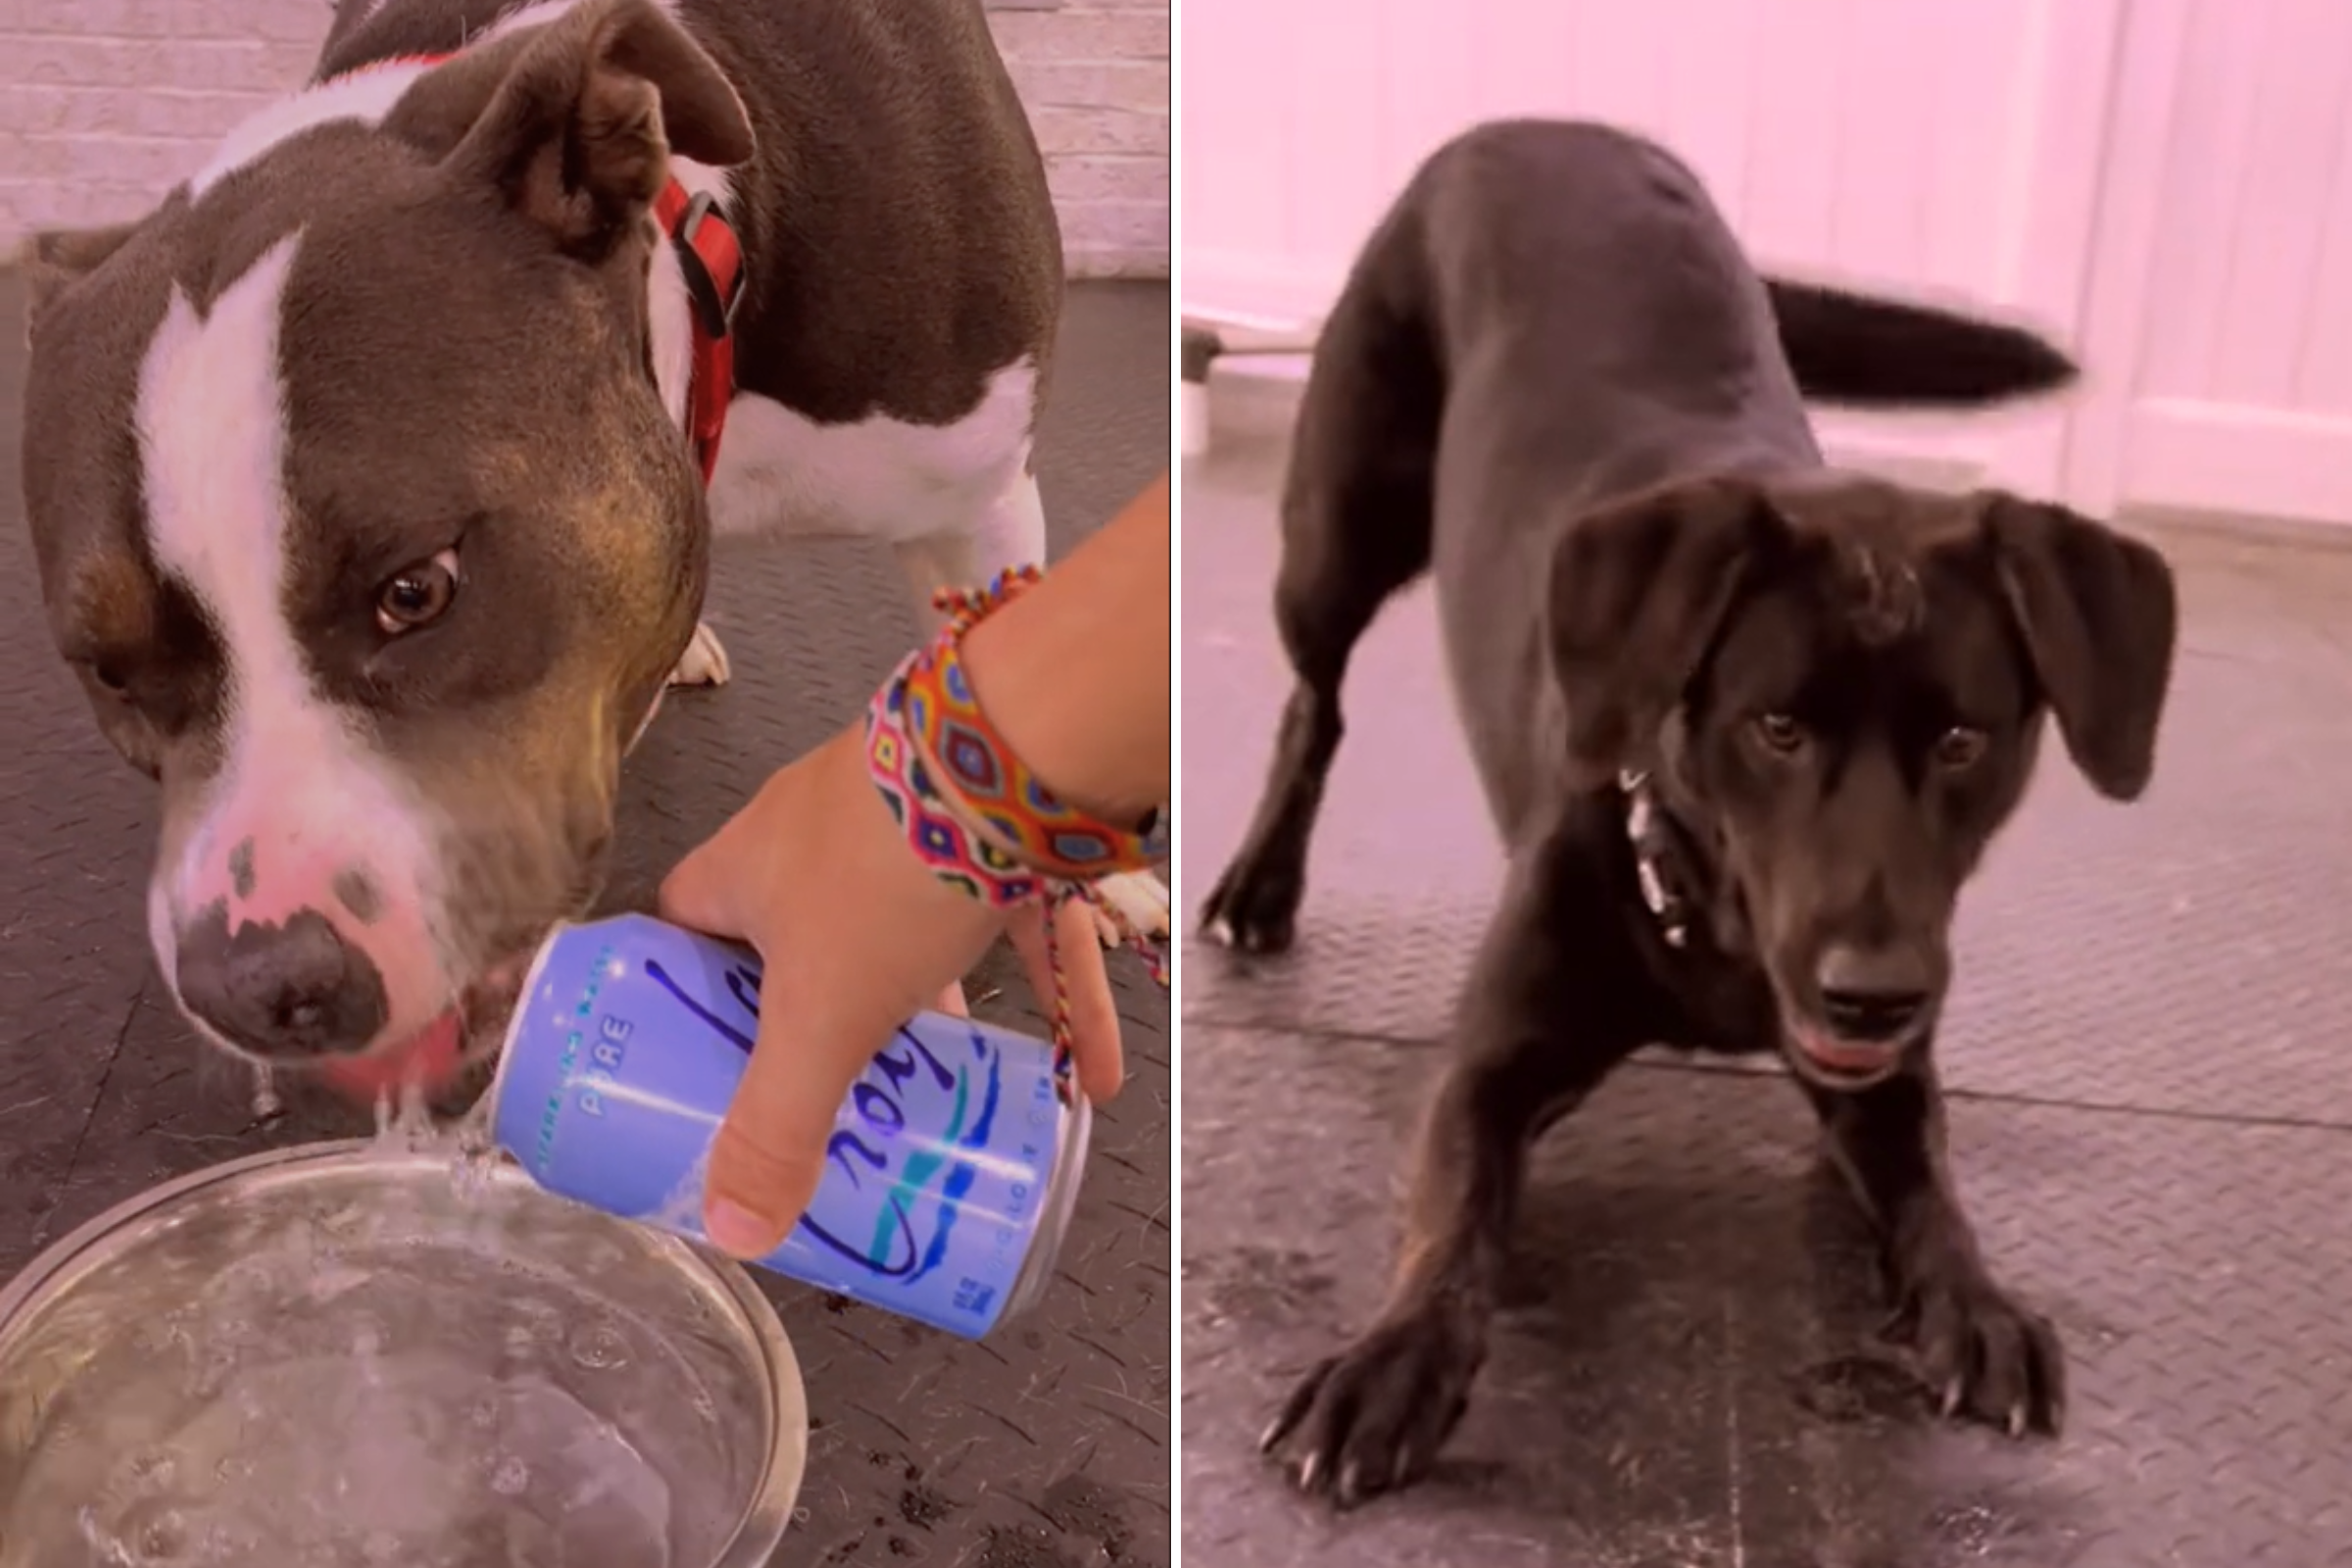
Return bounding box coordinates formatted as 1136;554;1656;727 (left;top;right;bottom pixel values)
705;362;1044;548
134;235;430;934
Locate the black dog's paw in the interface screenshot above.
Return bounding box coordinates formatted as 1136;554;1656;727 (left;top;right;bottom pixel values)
1888;1271;2066;1438
1258;1307;1484;1507
1200;851;1303;955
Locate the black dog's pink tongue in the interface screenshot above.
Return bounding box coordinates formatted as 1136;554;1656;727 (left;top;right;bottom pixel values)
319;1010;466;1100
1793;1026;1899;1075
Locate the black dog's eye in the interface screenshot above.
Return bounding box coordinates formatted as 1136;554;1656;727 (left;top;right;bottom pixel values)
1934;726;1987;770
376;550;460;635
1751;711;1807;756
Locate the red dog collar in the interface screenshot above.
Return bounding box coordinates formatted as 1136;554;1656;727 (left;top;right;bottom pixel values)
653;180;744;484
331;51;745;485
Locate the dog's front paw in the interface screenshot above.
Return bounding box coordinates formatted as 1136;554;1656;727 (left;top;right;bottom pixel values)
1259;1304;1485;1507
667;620;732;689
1200;848;1304;955
1890;1269;2066;1438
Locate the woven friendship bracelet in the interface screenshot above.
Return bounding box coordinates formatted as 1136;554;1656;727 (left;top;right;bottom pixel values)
906;568;1172;878
862;567;1171;1083
865;647;1046;910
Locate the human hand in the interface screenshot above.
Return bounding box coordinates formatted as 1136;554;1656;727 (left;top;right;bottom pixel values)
658;724;1125;1259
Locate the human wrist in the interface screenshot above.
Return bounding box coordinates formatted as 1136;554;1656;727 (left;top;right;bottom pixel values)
955;477;1171;828
956;626;1158;829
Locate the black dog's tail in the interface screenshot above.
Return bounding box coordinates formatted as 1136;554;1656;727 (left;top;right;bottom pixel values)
1763;275;2079;409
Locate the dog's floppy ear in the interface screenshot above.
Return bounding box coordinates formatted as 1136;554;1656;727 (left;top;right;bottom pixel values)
397;0;755;256
19;220;145;337
1983;496;2178;801
1547;475;1777;785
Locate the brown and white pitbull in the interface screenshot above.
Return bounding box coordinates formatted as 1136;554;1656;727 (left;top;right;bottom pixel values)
18;0;1167;1101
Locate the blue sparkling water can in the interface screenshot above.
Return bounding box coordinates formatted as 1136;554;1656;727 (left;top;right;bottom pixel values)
487;913;1091;1339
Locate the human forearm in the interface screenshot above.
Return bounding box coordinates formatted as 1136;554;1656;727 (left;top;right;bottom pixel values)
956;473;1172;827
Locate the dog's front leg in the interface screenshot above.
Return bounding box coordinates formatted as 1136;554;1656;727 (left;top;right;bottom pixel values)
1807;1059;2065;1437
1261;844;1642;1506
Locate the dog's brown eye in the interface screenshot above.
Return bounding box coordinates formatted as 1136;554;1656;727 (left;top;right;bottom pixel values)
1752;712;1806;756
84;660;130;698
1934;726;1987;770
376;550;460;635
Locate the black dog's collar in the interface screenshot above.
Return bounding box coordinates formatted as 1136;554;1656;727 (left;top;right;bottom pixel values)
1618;769;1696;949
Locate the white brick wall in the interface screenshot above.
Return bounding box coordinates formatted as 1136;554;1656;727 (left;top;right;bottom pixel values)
0;0;1170;278
992;0;1168;277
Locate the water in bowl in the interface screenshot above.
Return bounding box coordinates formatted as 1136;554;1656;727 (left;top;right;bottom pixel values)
0;1109;766;1568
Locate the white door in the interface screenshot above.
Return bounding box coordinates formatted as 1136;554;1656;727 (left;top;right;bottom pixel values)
2064;0;2352;528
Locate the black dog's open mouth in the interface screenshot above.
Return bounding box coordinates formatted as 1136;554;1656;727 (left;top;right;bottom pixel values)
1782;1019;1909;1089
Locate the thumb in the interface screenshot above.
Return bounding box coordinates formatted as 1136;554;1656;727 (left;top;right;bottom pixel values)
702;997;874;1259
659;825;747;940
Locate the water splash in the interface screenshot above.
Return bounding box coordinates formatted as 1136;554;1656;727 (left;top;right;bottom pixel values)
368;1084;438;1153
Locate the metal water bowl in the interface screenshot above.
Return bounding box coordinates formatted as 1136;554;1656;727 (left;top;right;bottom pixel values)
0;1141;805;1567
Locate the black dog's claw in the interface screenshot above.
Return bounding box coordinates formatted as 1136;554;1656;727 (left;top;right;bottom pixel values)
1259;1308;1484;1507
1258;1360;1330;1455
1896;1271;2066;1439
1199;835;1309;955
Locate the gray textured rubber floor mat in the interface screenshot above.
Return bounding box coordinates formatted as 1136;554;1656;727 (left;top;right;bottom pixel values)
1180;420;2352;1567
0;272;1171;1568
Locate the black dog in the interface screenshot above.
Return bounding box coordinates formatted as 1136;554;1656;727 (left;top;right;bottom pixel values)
1200;119;2179;1507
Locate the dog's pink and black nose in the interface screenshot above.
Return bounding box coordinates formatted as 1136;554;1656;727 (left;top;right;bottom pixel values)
1814;942;1934;1044
173;903;390;1060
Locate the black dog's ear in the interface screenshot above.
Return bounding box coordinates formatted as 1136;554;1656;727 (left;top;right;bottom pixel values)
1547;475;1777;785
1983;496;2178;801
